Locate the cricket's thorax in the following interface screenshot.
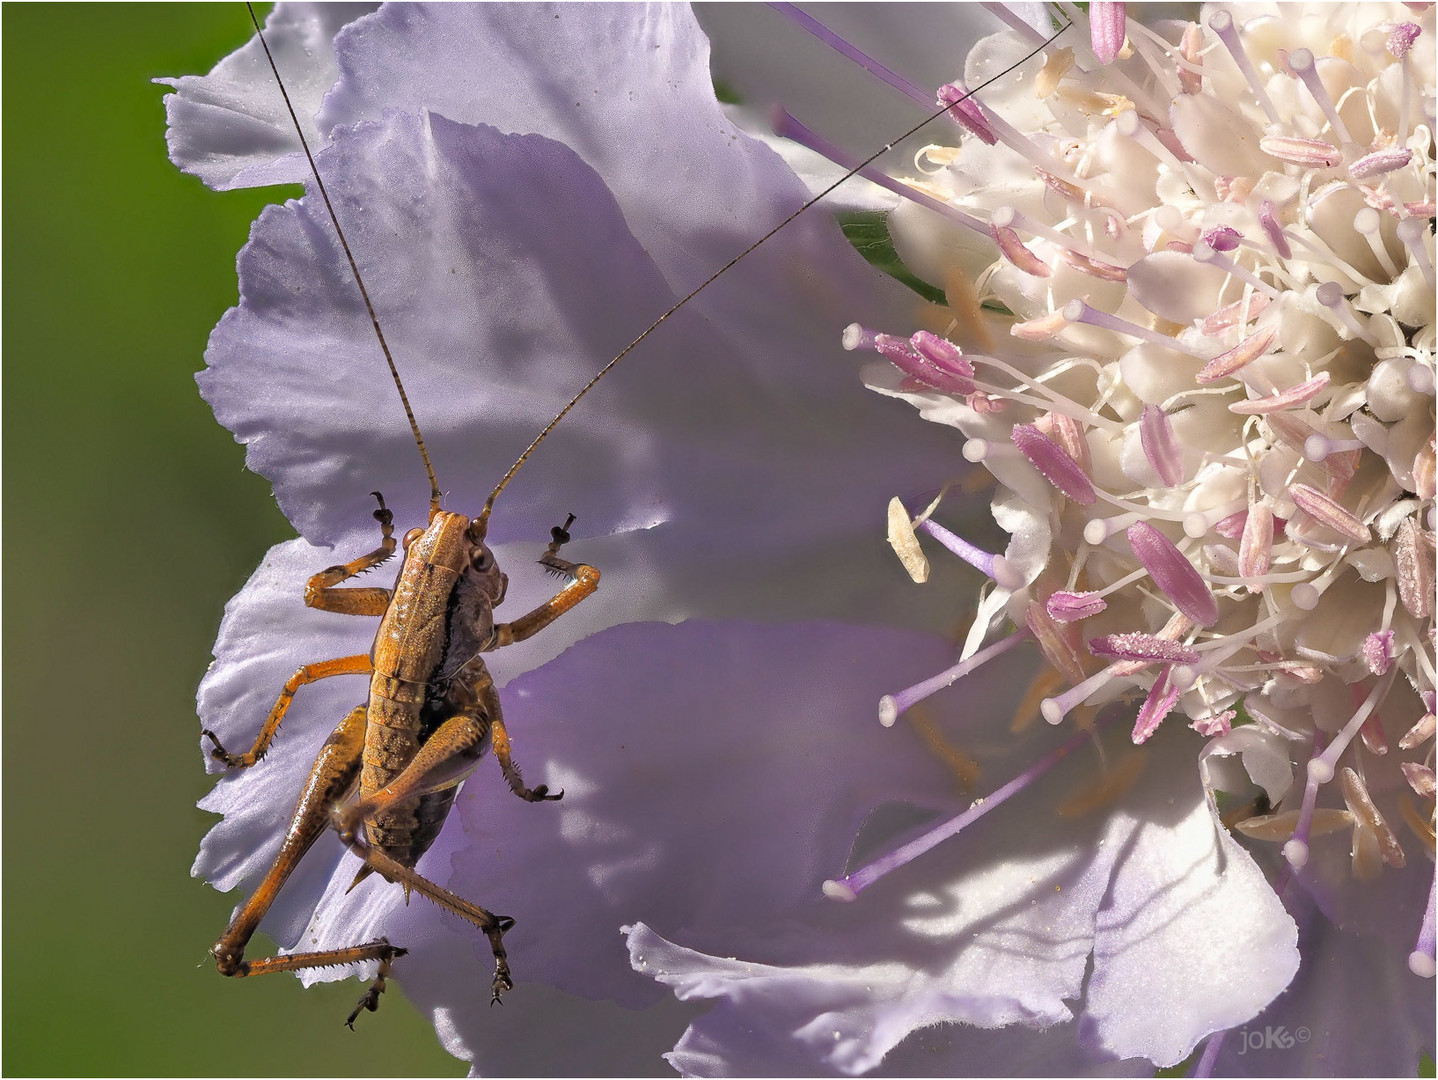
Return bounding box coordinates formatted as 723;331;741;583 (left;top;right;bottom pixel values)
362;511;508;866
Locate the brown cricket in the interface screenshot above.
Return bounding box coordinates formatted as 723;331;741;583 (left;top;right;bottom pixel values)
199;3;1072;1026
204;483;598;1023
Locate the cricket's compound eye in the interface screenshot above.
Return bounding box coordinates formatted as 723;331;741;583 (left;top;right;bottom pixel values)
471;545;494;573
401;528;424;551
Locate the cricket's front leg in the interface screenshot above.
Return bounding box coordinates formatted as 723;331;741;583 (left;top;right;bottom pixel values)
304;492;398;615
493;515;600;647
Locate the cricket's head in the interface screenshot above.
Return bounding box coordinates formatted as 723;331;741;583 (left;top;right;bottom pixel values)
400;512;508;609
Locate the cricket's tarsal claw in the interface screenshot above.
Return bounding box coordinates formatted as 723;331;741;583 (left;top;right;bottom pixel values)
344;990;379;1029
490;966;514;1006
528;784;563;802
550;513;576;548
201;728;247;769
369;491;392;526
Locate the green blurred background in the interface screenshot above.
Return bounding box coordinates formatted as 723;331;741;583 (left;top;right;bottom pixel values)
3;5;460;1073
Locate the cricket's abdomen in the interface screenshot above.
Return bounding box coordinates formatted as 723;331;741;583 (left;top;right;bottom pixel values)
360;679;493;866
364;787;461;870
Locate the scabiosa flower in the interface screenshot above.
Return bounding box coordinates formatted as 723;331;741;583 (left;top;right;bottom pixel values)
628;3;1436;1075
161;3;989;1072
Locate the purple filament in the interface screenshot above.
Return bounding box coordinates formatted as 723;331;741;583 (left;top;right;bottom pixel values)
918;518;1020;588
1207;10;1279;123
878;627;1031;727
770;107;989;236
1193;1029;1229;1078
1411;867;1437;978
826;711;1118;898
1286;48;1353;145
1061;299;1202;355
768;3;932;108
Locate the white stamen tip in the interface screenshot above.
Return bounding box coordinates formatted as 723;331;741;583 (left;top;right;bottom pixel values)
1292;582;1320;610
962;439;987;463
1283;839;1310;868
1183;513;1209;538
1308;758;1335;784
990;555;1022;591
1171;665;1197;690
1083;519;1110;545
1040;698;1065;725
822;879;857;902
878;695;899;728
841;323;864;351
1409;952;1436;979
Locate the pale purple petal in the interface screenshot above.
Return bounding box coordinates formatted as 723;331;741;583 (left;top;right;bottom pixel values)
628;720;1298;1074
1201;858;1434;1075
189;7;962;631
200;112;688;545
197;118;959;634
317;4;898;305
1081;782;1299;1067
201;567;967;1069
158;3;378;189
436;620;965;1068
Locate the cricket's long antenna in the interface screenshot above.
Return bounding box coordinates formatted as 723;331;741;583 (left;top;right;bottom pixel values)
246;3;443;517
479;11;1072;526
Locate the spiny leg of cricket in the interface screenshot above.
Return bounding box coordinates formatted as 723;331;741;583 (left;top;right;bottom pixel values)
200;3;1071;1026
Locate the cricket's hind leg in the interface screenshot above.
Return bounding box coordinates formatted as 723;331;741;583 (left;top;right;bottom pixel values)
209;703;406;1025
331;713;522;1002
339;833;517;1005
